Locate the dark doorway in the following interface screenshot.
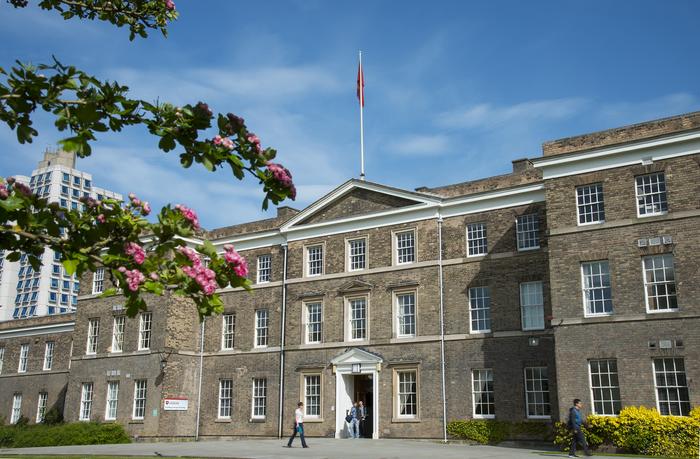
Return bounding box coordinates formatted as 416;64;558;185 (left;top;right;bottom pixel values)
353;374;373;438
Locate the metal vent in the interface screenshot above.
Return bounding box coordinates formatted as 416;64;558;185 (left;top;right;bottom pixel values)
659;339;673;349
649;237;661;246
637;239;648;248
675;339;684;348
662;236;673;245
647;341;657;349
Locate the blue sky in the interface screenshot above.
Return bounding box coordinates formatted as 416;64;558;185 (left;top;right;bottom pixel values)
1;1;698;229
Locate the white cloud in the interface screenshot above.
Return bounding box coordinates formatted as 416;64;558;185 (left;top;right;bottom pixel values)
388;134;451;156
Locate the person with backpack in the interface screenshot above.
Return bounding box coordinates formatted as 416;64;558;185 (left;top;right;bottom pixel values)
285;401;308;448
568;399;592;457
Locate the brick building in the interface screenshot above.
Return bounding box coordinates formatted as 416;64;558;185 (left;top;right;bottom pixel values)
0;112;698;440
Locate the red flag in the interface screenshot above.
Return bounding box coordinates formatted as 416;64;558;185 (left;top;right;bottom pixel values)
357;61;365;107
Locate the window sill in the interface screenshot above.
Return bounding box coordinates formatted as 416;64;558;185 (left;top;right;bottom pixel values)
646;309;680;315
637;212;668;219
392;417;420;423
526;416;551;420
303;417;324;423
215;418;232;423
249;417;266;423
129;420;144;424
473;415;495;419
517;246;540;252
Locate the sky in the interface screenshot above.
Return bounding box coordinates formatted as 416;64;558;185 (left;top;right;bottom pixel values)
1;1;699;229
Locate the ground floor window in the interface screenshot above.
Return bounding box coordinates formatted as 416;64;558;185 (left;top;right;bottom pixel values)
36;392;48;423
472;369;494;418
589;359;621;415
219;379;233;419
79;382;93;421
132;380;147;420
653;358;690;416
395;369;418;418
10;393;22;424
105;381;119;421
304;374;321;417
524;367;551;418
252;378;267;419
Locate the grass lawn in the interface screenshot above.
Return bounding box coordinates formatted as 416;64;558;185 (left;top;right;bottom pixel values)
537;452;679;459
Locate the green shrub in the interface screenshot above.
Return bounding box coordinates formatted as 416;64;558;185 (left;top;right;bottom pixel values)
43;406;63;425
553;406;700;458
0;422;130;448
447;419;551;444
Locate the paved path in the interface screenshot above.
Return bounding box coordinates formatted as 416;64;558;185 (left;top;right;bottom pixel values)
0;438;594;459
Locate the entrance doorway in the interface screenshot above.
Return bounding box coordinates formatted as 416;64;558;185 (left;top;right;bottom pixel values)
353;374;373;438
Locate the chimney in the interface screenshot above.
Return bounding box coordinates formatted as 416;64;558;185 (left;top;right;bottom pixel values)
511;157;532;173
276;206;299;221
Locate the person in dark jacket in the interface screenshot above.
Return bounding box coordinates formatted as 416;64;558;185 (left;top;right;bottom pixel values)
568;399;592;457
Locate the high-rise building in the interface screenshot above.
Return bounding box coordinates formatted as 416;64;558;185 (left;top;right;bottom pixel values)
0;149;122;321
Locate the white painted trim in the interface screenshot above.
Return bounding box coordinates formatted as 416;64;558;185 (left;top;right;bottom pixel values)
0;321;74;338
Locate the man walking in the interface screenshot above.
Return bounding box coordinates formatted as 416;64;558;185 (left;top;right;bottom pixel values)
358;400;367;438
350;401;360;439
286;401;308;448
568;399;591;457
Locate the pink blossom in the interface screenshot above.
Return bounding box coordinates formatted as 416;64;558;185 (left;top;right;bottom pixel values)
223;244;249;277
213;135;223;145
142;202;151;216
12;181;33;197
178;246;219;295
175;204;201;230
164;0;175;10
213;135;235;150
118;266;127;273
247;133;262;153
0;185;8;200
266;162;297;200
125;242;146;265
97;214;106;224
123;268;145;292
150;272;159;281
128;192;136;200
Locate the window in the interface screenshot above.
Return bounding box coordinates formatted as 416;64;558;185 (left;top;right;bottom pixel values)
524;367;551;418
132;380;147;420
520;282;545;330
576;184;605;224
252;378;267;419
111;316;125;353
138;312;152;350
221;314;235;350
256;255;271;283
0;347;4;374
472;369;495;418
469;287;491;333
348;297;367;341
643;254;678;312
36;392;48;423
306;245;323;276
589;360;621;416
348;238;367;271
73;175;81;186
105;381;119;420
79;382;93;421
10;394;22;424
581;261;613;315
395;291;416;338
396;370;418;418
62;172;69;183
254;309;269;348
395;230;415;264
218;379;233;419
86;319;99;354
92;268;105;294
467;223;488;256
516;214;540;250
304;375;321;418
636;172;668;216
18;343;29;373
653;358;690;416
84;179;91;189
43;341;55;370
305;302;322;344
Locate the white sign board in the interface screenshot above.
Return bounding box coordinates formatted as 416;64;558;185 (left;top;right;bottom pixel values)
163;398;189;411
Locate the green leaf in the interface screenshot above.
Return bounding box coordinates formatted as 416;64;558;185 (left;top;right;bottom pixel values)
143;281;164;295
0;196;25;211
62;258;80;276
101;288;118;297
158;135;176;151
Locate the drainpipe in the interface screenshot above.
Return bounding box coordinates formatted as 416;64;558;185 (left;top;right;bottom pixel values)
194;318;205;441
277;243;289;438
437;214;448;443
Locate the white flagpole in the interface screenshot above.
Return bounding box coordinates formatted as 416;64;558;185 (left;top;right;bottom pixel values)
359;50;365;181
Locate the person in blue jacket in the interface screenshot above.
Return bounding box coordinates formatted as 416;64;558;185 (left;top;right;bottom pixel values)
568;399;592;457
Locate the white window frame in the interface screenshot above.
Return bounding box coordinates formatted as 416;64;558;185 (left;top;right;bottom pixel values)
466;222;488;257
524;367;551;419
10;394;22;424
516;214;540;251
576;183;605;225
472;369;495;419
251;378;267;419
303;301;323;345
588;359;621;416
43;341;55;371
635;172;668;217
36;392;48;423
469;287;491;334
254;309;269;348
132;379;147;420
218;379;233;419
346;237;368;271
79;382;93;421
653;358;690;416
581;261;613;316
345;295;369;342
256;255;271;284
92;267;105;294
395;369;418;419
18;343;29;373
138;312;152;350
303;374;321;419
111;316;125;353
394;290;416;338
105;381;119;421
221;314;235;350
520;281;545;331
86;318;99;355
394;229;416;265
305;244;324;277
642;254;678;313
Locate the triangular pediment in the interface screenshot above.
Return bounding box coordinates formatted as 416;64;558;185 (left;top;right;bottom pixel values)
330;347;383;366
337;279;373;294
281;180;439;230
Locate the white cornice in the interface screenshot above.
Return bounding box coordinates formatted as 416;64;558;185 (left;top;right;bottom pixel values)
0;321;75;339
